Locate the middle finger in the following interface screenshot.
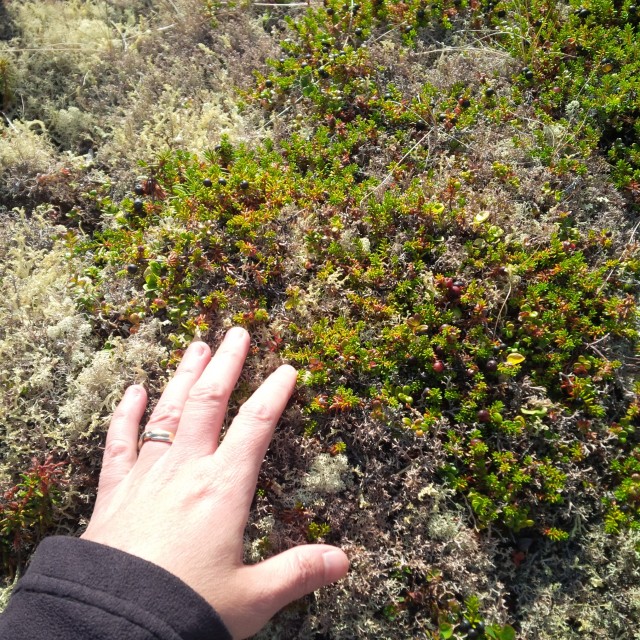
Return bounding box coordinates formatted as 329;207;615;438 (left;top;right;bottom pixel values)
169;326;250;459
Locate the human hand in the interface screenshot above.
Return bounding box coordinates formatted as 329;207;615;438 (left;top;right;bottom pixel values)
81;327;349;639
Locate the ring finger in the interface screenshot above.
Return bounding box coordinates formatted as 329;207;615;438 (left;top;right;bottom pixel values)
136;340;212;470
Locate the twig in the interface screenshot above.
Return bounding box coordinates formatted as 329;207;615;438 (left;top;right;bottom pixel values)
595;218;640;295
258;95;304;131
1;111;16;130
359;128;433;206
164;0;184;16
110;20;128;52
414;45;513;59
4;24;177;52
493;280;512;338
586;333;610;348
4;46;98;52
217;1;310;5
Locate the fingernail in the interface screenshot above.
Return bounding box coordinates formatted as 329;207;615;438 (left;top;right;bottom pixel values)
227;326;247;341
191;341;208;356
127;385;142;398
322;550;349;583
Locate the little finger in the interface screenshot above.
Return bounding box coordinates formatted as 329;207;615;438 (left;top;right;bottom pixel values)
95;384;147;508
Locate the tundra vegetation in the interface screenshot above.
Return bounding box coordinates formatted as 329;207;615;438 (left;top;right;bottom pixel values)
1;0;639;637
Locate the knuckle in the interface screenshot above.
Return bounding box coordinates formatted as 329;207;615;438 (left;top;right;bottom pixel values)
237;399;274;425
289;553;319;592
104;438;131;460
188;462;235;502
187;380;228;406
176;362;200;377
149;401;182;427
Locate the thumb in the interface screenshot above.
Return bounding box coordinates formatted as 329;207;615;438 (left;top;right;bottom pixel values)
248;545;349;614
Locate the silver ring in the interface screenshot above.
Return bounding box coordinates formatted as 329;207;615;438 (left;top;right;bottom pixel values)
138;429;175;450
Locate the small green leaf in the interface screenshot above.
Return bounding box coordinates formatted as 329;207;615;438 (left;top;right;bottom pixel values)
521;407;547;416
499;625;516;640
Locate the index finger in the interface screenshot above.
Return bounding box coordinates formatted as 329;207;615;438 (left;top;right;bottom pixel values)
213;365;297;511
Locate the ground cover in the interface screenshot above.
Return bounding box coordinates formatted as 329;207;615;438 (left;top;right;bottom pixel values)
1;0;639;637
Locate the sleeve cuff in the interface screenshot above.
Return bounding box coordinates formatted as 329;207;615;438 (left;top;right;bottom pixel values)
13;536;232;640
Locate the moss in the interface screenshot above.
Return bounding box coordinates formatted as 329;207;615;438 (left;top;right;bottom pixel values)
0;210;169;578
0;120;56;183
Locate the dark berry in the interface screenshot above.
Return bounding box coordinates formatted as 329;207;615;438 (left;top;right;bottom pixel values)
577;7;590;18
404;25;413;33
457;620;472;632
417;8;426;18
485;87;496;97
524;68;534;81
133;199;144;212
534;18;543;26
327;6;335;14
450;285;463;297
279;57;286;65
384;93;393;100
203;178;212;188
496;8;506;16
134;184;144;195
477;409;491;423
126;264;138;275
239;180;250;189
460;98;471;108
467;629;480;639
265;79;273;88
486;359;498;372
355;27;363;36
218;177;227;186
318;67;330;78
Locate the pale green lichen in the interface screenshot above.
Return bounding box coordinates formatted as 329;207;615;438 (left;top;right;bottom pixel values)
0;120;56;177
301;453;350;498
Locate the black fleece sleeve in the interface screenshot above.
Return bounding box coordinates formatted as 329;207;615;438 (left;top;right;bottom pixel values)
0;536;232;640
